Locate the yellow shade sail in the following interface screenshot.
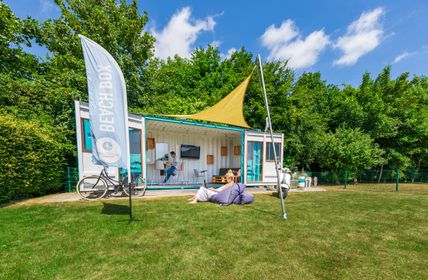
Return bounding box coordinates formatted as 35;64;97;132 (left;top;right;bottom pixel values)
166;75;252;128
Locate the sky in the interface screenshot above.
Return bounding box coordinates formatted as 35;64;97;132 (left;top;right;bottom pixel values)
4;0;428;86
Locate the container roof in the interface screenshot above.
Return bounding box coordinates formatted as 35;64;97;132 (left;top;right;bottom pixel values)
145;118;241;137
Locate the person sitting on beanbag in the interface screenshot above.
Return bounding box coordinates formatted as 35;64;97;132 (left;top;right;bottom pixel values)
188;170;235;204
210;182;254;206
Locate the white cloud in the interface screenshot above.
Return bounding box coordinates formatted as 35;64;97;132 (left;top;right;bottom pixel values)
392;52;412;64
261;20;299;49
260;20;330;69
219;48;236;60
151;7;216;59
334;7;385;66
39;0;55;14
210;40;221;48
226;48;236;58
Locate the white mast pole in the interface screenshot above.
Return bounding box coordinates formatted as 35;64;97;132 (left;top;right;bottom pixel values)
257;54;287;220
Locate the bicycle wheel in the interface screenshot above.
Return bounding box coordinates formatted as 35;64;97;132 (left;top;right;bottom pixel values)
76;176;108;200
122;176;147;197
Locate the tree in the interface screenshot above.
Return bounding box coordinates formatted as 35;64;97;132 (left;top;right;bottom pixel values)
0;1;40;78
279;72;329;169
317;127;385;172
138;46;257;116
34;0;155;106
2;0;428;203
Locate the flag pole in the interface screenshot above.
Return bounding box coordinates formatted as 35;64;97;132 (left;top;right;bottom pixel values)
257;54;287;220
78;34;135;222
123;81;132;223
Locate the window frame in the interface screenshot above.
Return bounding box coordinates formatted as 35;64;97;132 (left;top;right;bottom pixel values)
265;142;281;162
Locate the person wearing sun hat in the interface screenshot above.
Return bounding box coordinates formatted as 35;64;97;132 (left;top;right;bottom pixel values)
189;169;235;204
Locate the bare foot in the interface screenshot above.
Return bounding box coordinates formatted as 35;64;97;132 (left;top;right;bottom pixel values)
188;200;197;204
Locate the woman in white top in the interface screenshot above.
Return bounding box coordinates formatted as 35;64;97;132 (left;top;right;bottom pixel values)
189;170;235;204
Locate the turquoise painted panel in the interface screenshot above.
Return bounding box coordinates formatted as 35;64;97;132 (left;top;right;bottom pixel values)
82;119;92;150
247;141;262;181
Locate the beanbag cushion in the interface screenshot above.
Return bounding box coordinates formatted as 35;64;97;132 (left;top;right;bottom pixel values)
210;183;254;206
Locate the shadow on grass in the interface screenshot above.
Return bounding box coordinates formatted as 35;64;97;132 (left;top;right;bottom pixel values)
101;202;129;215
101;202;144;223
248;205;279;217
244;194;289;218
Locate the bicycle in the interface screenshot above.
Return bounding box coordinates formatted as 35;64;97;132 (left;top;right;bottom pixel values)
76;167;146;200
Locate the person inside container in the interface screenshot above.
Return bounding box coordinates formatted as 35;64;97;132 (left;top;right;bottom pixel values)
163;151;177;183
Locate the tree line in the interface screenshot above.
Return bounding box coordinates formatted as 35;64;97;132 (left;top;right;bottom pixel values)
0;0;427;201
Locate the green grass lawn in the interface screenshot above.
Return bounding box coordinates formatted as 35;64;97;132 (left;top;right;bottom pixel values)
1;186;427;280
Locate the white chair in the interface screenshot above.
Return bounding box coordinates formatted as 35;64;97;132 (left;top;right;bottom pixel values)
193;169;207;184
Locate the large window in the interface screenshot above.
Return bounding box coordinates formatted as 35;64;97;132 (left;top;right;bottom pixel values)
266;142;281;161
129;128;141;154
129;128;142;175
119;128;143;180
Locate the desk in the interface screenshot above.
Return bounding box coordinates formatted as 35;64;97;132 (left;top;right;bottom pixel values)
155;160;166;182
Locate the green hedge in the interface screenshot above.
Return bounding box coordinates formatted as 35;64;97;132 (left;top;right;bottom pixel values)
0;115;68;203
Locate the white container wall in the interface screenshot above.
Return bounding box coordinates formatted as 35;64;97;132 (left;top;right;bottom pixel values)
75;101;285;187
145;119;241;184
75;101;145;182
244;131;284;186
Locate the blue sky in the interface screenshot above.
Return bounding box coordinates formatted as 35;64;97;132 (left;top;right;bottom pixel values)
4;0;428;85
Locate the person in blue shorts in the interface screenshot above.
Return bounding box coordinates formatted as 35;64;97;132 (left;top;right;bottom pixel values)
163;151;178;183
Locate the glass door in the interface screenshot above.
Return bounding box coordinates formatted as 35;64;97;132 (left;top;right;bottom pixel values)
247;141;263;182
129;128;142;176
120;128;142;179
